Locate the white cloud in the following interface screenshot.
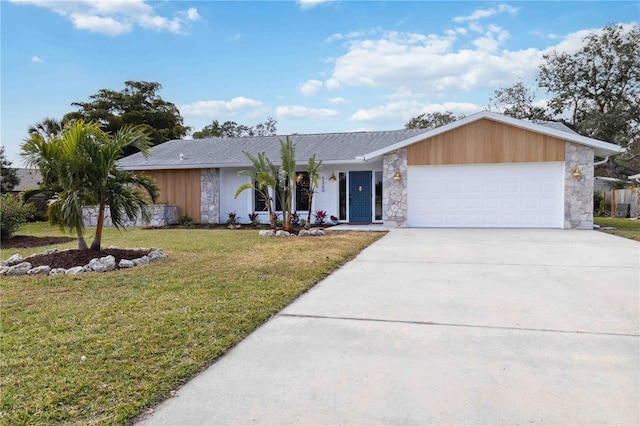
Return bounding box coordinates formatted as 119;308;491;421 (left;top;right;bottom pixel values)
9;0;200;35
350;101;481;124
453;4;519;23
31;56;43;63
297;0;332;10
180;97;265;117
276;105;339;120
324;29;543;96
327;97;348;104
298;79;323;96
227;32;242;42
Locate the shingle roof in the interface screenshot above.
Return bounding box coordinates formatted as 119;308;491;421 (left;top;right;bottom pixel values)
118;129;428;170
12;169;42;192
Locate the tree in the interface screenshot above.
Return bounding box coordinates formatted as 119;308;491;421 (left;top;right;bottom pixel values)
21;121;105;249
83;126;160;251
305;154;322;227
0;147;20;194
405;111;463;130
193;117;277;139
489;81;551;121
64;81;189;154
278;136;297;232
235;152;278;229
27;117;66;140
21;120;159;251
537;23;639;174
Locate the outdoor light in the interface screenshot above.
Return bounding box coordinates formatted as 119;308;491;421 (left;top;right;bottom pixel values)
572;166;582;178
329;171;337;181
393;171;402;181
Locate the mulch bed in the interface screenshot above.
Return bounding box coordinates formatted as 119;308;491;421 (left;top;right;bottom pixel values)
25;248;150;270
2;235;75;249
2;236;149;270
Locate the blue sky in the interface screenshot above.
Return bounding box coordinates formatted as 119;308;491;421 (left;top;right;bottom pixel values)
1;0;638;164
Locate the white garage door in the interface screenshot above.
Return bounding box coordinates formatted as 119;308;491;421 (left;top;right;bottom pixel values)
407;162;564;228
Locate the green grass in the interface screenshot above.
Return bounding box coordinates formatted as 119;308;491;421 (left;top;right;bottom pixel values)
1;223;384;425
594;217;640;241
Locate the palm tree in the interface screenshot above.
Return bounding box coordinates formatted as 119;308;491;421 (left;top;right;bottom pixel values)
305;154;323;227
235;151;278;229
21;120;159;251
21;121;104;250
27;117;66;140
81;125;159;251
278;136;297;232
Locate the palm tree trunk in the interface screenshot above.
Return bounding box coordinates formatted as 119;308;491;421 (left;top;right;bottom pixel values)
75;224;88;250
90;203;105;251
306;192;314;228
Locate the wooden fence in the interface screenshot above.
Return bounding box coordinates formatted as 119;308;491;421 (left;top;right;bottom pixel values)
601;189;639;218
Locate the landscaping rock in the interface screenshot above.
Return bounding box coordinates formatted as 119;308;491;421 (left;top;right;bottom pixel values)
133;256;149;266
119;259;135;268
28;265;52;275
148;249;168;263
6;254;24;266
0;261;7;267
276;230;291;237
88;255;116;272
7;262;32;276
49;268;67;276
43;249;58;255
309;228;326;236
298;229;311;236
0;265;9;276
66;266;85;275
258;230;275;237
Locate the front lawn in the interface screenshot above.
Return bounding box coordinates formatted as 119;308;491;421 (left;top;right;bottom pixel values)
594;217;640;241
1;223;383;425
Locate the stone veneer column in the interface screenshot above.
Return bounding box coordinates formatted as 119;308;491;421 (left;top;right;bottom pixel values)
200;168;220;224
382;148;408;227
564;142;594;229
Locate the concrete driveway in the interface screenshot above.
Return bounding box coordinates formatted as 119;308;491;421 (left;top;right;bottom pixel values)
140;229;639;425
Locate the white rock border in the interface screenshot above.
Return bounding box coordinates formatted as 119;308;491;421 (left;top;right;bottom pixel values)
258;227;326;237
0;248;168;277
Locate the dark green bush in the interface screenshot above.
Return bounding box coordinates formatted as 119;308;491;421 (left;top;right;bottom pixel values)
1;195;36;241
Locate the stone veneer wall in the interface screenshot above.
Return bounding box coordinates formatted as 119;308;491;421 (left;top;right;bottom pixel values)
564;142;594;229
200;168;220;224
82;204;179;227
382;148;408;227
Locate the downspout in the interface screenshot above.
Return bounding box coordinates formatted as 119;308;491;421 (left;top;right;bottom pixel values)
593;156;609;166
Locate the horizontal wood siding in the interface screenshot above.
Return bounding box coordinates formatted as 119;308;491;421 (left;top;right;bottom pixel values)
136;169;201;222
407;119;566;166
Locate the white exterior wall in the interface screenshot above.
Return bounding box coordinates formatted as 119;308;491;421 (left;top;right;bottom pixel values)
216;164;381;224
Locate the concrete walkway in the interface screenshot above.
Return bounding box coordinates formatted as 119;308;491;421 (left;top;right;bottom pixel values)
140;229;639;425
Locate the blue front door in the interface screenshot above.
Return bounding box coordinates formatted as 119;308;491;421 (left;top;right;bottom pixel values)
349;171;372;223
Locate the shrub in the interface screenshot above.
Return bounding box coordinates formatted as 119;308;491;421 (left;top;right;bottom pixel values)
178;214;194;228
314;209;327;225
291;211;300;226
226;211;239;226
0;195;35;241
248;212;260;226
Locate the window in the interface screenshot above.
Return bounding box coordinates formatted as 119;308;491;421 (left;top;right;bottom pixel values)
295;172;310;211
254;181;267;211
375;171;383;221
339;172;347;221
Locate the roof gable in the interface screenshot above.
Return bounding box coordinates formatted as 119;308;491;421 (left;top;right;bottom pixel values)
361;111;624;160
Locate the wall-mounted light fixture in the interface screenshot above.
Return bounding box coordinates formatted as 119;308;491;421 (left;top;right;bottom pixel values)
572;166;582;178
393;171;402;181
329;171;337;182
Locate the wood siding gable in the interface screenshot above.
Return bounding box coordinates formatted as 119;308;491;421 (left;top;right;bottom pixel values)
407;119;566;166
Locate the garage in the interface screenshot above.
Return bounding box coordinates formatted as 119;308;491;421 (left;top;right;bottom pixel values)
407;162;564;228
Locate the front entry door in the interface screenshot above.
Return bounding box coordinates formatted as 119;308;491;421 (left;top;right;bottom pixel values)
349;171;372;223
